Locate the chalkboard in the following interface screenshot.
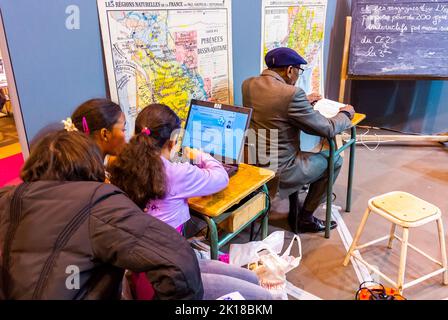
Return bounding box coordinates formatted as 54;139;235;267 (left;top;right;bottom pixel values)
348;0;448;78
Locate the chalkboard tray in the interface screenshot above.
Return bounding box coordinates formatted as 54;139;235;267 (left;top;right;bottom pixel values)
348;0;448;79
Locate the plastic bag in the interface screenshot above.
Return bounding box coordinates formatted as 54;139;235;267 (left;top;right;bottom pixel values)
229;231;302;300
229;231;285;267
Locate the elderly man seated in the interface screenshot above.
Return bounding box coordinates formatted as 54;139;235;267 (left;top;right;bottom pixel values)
242;47;355;234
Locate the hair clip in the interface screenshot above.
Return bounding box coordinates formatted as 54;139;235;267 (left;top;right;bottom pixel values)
141;127;151;136
62;117;78;132
82;117;90;135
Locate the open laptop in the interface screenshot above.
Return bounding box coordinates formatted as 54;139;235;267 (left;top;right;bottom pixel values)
180;99;252;177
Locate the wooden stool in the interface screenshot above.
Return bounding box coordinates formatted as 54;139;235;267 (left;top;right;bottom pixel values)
343;191;448;294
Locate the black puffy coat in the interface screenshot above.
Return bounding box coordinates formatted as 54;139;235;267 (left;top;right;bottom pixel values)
0;181;203;300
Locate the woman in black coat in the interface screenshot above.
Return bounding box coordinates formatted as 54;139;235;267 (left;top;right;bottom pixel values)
0;130;203;300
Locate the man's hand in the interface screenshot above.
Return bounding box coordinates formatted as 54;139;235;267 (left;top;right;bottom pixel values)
307;93;322;106
339;105;356;120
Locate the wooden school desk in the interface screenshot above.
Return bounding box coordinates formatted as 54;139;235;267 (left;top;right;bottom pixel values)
189;163;275;260
324;113;366;238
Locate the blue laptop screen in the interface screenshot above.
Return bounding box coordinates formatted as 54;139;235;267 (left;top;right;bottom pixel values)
182;104;249;161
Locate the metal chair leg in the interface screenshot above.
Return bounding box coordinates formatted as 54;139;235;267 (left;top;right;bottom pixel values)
249;223;255;241
346;126;356;212
204;216;219;260
325;139;336;239
262;184;270;240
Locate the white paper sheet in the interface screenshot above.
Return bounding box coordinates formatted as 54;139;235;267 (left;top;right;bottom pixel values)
314;98;345;118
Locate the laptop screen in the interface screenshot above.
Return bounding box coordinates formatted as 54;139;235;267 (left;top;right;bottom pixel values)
182;102;250;162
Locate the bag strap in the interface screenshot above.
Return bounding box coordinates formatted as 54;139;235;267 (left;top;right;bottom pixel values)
32;187;121;300
1;183;30;298
281;235;302;273
281;235;302;260
0;183;121;299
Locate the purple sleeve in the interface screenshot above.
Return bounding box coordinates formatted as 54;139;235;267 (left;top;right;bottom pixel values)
174;153;229;199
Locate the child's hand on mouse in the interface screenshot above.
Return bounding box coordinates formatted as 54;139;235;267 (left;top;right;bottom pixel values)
183;147;203;163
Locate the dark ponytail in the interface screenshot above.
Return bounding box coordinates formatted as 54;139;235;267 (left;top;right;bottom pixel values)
109;134;166;209
109;104;181;209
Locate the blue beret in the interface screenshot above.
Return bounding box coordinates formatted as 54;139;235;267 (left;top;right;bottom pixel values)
265;47;308;68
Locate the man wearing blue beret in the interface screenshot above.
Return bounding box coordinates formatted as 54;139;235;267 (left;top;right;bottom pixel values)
242;47;355;234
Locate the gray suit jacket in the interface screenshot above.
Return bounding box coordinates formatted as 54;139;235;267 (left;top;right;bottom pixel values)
242;69;352;197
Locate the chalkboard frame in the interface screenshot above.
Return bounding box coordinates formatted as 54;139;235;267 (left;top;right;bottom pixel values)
348;0;448;80
348;74;448;80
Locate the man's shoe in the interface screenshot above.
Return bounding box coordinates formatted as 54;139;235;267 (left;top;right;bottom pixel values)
288;191;300;234
314;217;337;230
297;217;338;234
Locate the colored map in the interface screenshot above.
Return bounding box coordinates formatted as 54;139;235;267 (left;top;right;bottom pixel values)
97;1;233;135
262;0;327;95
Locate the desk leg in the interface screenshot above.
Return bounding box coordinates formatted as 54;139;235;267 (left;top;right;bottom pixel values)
204;216;219;260
326;140;336;239
249;223;255;241
261;184;270;240
346;127;356;213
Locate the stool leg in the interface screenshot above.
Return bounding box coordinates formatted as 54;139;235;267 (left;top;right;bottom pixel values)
397;227;409;294
436;218;448;285
343;208;371;266
387;224;396;249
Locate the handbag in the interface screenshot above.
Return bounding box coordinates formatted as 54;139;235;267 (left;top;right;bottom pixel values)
355;281;406;300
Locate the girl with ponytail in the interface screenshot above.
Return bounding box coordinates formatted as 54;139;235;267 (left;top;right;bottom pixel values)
109;103;229;230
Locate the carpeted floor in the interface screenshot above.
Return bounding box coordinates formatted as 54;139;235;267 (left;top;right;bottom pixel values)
274;133;448;300
188;129;448;300
1;120;447;299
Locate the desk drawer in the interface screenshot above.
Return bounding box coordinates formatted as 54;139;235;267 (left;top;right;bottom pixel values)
220;192;267;233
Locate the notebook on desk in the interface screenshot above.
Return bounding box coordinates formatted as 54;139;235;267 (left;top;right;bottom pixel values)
302;98;347;153
180;99;252;177
313;98;345;118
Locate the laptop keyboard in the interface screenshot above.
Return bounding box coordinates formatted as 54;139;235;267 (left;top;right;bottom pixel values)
175;151;238;177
